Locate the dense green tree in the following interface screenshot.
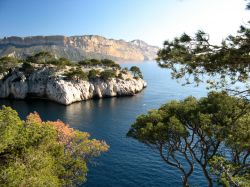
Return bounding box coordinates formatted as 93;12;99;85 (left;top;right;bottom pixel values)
130;66;143;79
0;106;108;186
128;92;250;187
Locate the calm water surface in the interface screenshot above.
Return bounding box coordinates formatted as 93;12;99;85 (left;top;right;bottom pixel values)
0;61;208;187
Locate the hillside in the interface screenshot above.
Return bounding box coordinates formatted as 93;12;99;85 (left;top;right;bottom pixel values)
0;35;159;61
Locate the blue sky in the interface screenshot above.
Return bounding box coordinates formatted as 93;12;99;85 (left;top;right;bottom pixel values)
0;0;249;46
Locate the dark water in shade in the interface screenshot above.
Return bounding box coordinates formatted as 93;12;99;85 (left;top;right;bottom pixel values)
0;61;209;187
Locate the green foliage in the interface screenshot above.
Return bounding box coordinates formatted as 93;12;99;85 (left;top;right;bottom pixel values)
78;59;101;66
25;52;75;68
0;106;108;187
78;59;121;69
0;56;21;73
88;69;100;80
128;92;250;186
129;66;143;79
157;27;250;93
157;1;250;94
50;57;73;67
209;156;250;187
64;67;88;81
26;51;54;64
128;2;250;187
100;69;116;81
101;59;121;69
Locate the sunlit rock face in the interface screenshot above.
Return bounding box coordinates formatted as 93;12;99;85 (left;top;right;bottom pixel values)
0;35;159;61
0;67;147;105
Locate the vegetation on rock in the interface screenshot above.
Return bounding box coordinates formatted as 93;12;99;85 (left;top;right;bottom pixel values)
130;66;143;79
0;56;22;73
0;53;136;83
100;69;117;81
64;67;88;81
78;58;121;69
88;69;101;80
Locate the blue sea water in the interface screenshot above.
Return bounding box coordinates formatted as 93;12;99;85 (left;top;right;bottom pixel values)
0;61;209;187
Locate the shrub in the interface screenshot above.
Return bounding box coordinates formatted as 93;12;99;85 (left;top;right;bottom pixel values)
26;52;54;64
0;56;21;73
0;106;108;186
64;67;88;81
88;69;100;80
100;70;116;81
50;58;73;67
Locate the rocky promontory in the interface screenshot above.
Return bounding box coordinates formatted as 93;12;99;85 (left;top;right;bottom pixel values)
0;56;147;105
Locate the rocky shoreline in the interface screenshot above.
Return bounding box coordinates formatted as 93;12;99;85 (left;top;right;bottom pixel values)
0;66;147;105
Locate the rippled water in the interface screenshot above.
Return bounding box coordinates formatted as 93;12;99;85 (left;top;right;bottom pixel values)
0;61;209;187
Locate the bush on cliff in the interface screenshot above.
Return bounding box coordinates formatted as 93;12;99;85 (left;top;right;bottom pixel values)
100;69;116;81
26;51;54;64
64;67;88;81
100;59;121;69
0;56;21;73
0;106;108;187
78;59;121;69
130;66;143;79
50;57;74;67
88;69;100;80
78;59;101;66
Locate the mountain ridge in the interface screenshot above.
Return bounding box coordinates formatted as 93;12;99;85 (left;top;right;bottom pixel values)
0;35;159;61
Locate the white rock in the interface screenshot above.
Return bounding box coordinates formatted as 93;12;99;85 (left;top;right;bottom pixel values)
0;67;147;105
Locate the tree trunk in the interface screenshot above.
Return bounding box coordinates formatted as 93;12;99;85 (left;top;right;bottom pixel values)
201;165;213;187
182;175;189;187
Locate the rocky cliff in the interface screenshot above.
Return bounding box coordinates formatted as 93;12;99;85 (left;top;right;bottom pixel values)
0;65;147;105
0;35;159;61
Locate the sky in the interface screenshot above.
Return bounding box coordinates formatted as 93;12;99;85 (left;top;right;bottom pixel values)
0;0;249;46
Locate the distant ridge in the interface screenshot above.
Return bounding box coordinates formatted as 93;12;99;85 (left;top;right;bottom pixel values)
0;35;159;61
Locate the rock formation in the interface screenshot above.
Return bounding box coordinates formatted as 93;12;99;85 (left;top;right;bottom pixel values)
0;66;147;105
0;35;159;61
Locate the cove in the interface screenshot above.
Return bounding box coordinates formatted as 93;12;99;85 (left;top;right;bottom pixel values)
0;61;208;187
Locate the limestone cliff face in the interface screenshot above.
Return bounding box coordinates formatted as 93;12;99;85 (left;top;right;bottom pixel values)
0;35;159;61
0;67;147;105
